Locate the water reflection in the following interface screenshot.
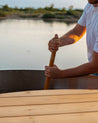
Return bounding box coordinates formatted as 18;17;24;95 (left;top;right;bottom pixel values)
42;19;76;25
0;19;87;70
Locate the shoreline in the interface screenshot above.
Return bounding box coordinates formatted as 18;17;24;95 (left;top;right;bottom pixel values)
0;5;82;23
0;15;78;23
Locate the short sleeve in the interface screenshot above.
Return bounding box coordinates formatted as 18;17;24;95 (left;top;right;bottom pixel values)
93;25;98;53
78;4;89;27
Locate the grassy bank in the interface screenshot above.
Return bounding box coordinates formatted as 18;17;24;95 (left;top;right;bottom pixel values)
0;5;83;22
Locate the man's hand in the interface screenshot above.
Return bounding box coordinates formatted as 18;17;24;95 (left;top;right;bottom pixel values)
45;65;63;79
48;35;60;52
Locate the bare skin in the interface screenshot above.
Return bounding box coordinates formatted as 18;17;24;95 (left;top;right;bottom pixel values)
45;52;98;78
88;0;98;4
93;3;98;7
48;24;86;52
45;2;98;79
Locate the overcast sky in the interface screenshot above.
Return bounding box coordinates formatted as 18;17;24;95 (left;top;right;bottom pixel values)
0;0;88;9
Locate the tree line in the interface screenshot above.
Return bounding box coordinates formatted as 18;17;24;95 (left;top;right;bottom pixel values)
0;4;83;20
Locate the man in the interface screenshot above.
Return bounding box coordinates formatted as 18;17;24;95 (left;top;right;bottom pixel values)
45;0;98;78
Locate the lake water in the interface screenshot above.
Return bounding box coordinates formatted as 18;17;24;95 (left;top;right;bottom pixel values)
0;19;88;70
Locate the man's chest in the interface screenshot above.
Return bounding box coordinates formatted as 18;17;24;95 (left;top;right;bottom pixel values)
86;12;98;33
86;10;98;50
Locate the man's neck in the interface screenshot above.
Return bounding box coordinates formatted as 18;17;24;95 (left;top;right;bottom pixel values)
93;3;98;7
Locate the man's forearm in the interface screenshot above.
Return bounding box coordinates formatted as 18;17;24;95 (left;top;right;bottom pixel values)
59;24;86;47
61;62;98;78
59;33;75;47
59;29;76;47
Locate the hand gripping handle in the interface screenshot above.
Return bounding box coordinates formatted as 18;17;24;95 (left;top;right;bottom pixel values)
44;34;59;90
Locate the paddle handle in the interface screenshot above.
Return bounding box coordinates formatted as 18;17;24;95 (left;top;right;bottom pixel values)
44;34;59;90
44;52;56;89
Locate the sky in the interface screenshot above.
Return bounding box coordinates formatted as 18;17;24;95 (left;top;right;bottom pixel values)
0;0;88;9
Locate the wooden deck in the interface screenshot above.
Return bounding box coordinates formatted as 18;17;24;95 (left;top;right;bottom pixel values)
0;89;98;123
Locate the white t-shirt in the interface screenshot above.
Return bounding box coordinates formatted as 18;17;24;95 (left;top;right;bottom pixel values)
78;3;98;62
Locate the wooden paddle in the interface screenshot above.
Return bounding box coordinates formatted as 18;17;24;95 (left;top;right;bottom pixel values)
44;34;59;90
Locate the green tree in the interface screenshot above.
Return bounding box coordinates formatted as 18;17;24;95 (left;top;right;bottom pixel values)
2;4;13;12
61;7;66;12
3;5;9;11
69;5;73;10
50;4;54;9
42;13;56;18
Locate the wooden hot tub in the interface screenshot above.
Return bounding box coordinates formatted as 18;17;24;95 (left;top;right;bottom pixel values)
0;70;98;93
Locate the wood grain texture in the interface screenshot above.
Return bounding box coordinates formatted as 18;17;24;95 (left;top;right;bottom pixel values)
0;90;98;123
0;102;98;118
0;90;98;98
0;93;98;107
0;112;98;123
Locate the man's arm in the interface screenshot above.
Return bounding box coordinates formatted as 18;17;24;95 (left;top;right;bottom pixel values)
61;52;98;78
48;24;86;52
59;24;86;47
45;51;98;78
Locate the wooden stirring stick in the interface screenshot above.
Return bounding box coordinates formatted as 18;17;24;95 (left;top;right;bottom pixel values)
44;34;59;90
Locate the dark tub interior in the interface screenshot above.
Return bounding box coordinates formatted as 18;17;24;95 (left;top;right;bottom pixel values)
0;70;98;93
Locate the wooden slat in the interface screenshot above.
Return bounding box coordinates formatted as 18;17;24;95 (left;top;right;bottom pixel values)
0;90;98;98
1;90;98;123
0;102;98;118
0;93;98;107
0;112;98;123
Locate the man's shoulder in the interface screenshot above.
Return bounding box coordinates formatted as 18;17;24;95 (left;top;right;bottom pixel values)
84;3;92;12
84;3;92;13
